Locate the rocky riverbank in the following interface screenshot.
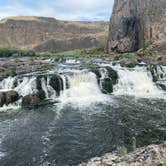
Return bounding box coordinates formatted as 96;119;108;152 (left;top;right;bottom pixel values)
0;57;52;81
79;144;166;166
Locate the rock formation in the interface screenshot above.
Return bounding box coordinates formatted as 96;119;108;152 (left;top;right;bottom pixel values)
79;144;166;166
0;16;108;52
107;0;166;53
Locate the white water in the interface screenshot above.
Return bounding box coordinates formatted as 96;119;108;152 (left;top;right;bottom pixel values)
41;77;56;99
0;61;165;110
15;77;37;97
0;77;15;91
0;76;37;96
59;71;109;106
113;66;165;98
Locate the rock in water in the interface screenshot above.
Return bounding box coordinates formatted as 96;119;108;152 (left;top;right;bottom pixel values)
107;0;166;53
0;90;19;107
22;95;41;107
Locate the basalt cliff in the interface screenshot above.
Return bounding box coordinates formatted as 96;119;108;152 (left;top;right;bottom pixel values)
0;16;108;52
107;0;166;53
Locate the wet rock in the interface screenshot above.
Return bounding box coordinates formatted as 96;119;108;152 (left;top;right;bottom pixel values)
91;67;101;82
5;90;19;104
148;65;165;82
157;83;166;91
79;144;166;166
37;90;46;100
49;75;63;96
91;66;118;94
0;90;19;107
0;58;52;80
21;89;46;107
105;66;118;84
0;92;6;107
101;78;113;94
22;94;43;108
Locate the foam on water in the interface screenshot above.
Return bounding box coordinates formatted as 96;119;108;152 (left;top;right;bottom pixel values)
112;65;166;99
58;71;109;107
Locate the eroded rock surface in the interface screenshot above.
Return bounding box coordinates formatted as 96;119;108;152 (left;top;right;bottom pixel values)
107;0;166;53
79;144;166;166
0;58;51;80
0;16;108;52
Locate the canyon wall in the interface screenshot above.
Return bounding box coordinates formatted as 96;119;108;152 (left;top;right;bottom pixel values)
107;0;166;53
0;16;108;52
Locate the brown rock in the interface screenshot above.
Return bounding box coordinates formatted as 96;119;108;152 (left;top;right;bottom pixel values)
0;90;19;107
107;0;166;53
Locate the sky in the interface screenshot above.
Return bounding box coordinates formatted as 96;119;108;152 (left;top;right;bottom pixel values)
0;0;114;21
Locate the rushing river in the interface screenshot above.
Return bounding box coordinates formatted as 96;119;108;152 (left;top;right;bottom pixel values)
0;58;166;166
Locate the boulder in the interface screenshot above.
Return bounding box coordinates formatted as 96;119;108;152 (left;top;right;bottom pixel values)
22;94;41;107
49;75;64;96
0;92;6;107
5;90;19;105
22;90;46;107
101;78;113;94
0;90;19;107
148;65;164;82
105;67;118;84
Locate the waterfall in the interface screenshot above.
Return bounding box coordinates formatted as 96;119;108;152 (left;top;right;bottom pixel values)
15;77;38;97
112;66;165;98
0;77;15;91
0;58;166;110
41;77;56;99
59;71;109;105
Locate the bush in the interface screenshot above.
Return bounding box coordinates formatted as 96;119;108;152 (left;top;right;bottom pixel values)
6;70;17;77
0;46;36;57
144;40;151;49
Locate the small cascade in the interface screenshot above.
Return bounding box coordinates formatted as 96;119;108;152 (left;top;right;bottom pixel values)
149;65;166;90
0;77;16;91
0;58;166;109
41;77;56;99
59;71;108;105
113;66;165;98
97;67;118;94
15;77;38;97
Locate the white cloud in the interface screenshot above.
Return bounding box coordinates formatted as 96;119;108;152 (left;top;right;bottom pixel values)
0;0;114;21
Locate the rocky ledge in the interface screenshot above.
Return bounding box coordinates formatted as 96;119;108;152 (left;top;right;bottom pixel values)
79;144;166;166
0;58;52;80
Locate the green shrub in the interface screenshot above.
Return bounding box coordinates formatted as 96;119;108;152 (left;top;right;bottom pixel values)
144;40;151;48
117;146;127;156
0;46;36;57
6;70;17;77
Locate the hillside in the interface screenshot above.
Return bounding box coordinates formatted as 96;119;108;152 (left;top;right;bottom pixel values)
0;16;108;52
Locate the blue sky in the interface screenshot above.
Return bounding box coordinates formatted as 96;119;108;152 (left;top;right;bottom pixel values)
0;0;114;21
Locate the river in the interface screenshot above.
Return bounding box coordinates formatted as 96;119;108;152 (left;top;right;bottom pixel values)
0;58;166;166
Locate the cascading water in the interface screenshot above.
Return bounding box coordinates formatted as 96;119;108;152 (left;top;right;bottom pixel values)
15;77;38;97
112;65;166;98
0;77;15;91
41;77;56;99
59;71;109;106
0;58;166;110
0;58;166;166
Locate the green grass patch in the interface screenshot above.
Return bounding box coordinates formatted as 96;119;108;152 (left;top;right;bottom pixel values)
37;47;104;58
0;46;104;58
0;46;36;57
113;53;139;61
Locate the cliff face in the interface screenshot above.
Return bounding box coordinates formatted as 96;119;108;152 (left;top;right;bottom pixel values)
107;0;166;53
0;16;108;52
